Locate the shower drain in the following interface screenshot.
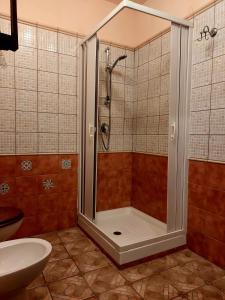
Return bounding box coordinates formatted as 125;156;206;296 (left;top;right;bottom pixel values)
113;231;122;235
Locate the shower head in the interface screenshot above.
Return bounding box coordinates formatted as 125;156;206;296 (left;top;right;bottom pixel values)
111;54;127;71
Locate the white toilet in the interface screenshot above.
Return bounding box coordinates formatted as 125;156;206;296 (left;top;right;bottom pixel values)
0;207;52;300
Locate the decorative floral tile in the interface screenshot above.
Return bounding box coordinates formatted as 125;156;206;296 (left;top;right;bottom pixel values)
64;238;97;256
48;275;94;300
42;178;55;190
43;258;79;283
73;250;109;273
132;274;179;299
57;227;85;243
161;265;205;293
21;160;32;171
0;182;10;195
84;266;126;294
49;244;70;262
99;285;141;300
61;159;72;169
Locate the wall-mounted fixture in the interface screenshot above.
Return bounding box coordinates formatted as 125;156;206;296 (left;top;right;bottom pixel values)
0;0;18;51
197;25;217;41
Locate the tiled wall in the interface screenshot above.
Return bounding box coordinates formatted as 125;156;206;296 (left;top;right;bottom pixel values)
187;0;225;268
0;154;78;237
188;160;225;268
133;32;170;154
190;0;225;162
0;18;79;236
0;18;79;155
132;153;167;222
97;152;132;211
98;43;135;152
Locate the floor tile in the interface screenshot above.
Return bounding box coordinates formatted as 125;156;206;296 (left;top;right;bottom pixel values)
36;232;61;245
49;244;69;262
73;250;109;273
184;259;225;283
186;285;225;299
57;227;85;243
64;238;97;256
43;258;79;283
28;286;52;300
212;276;225;293
171;249;202;265
120;262;156;282
99;285;141;300
84;265;126;294
161;265;205;293
121;255;178;283
147;255;179;273
48;275;94;300
132;274;179;299
27;274;46;289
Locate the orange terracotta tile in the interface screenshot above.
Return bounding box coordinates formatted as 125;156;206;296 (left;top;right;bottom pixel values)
57;173;77;193
97;152;133;211
57;210;77;230
37;193;59;214
59;191;77;211
15;194;38;217
131;153;167;222
37;213;58;233
189;182;225;217
36;155;59;175
0;155;16;177
187;230;225;269
0;197;16;207
15;176;38;196
14;216;39;238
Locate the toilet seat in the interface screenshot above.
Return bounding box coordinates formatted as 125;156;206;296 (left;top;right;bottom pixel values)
0;207;24;228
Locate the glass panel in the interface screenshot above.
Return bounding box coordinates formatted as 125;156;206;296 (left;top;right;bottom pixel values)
95;13;172;245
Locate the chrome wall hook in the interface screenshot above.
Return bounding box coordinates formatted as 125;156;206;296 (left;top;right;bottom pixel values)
197;25;218;41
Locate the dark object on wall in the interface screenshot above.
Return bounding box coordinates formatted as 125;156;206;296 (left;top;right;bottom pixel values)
0;0;18;51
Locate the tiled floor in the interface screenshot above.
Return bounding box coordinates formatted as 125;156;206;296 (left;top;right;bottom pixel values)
25;227;225;300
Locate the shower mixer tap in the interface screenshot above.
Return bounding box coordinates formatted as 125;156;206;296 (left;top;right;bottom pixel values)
101;123;110;135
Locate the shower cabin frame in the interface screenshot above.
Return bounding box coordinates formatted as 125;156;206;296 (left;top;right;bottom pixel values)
78;0;193;265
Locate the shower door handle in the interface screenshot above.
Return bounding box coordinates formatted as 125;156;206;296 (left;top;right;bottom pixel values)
89;124;95;139
170;122;176;141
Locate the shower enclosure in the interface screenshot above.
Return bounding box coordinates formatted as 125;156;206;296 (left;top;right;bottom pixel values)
79;0;192;265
